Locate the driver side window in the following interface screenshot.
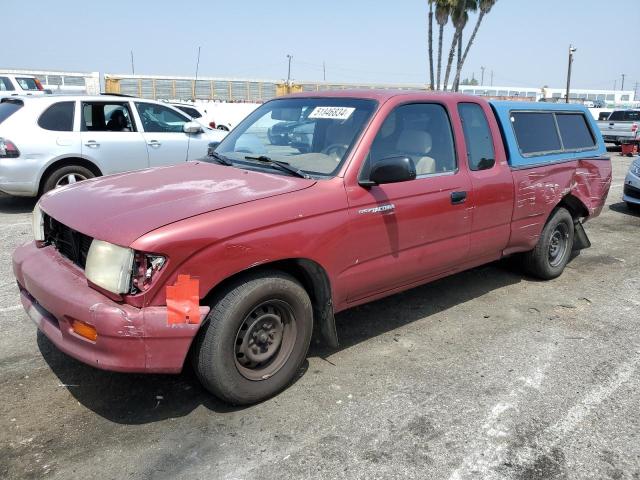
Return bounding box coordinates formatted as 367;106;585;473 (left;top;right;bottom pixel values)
135;102;189;133
367;103;457;178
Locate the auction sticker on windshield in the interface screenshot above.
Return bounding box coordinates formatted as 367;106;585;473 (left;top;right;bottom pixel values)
308;106;355;120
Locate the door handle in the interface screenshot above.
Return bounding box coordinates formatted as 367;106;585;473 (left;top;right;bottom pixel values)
84;140;99;148
451;191;467;205
147;140;161;147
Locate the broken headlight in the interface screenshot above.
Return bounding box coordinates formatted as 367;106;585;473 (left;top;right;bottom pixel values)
131;253;166;293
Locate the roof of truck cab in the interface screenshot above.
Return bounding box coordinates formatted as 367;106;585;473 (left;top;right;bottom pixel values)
283;89;481;102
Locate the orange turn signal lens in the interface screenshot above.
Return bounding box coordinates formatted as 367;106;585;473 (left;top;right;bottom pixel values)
70;319;98;342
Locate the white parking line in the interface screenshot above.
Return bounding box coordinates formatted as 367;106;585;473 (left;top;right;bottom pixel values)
449;350;639;479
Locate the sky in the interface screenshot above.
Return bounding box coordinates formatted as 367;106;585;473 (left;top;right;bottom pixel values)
2;0;639;92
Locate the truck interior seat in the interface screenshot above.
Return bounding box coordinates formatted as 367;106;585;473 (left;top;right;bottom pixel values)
395;130;435;175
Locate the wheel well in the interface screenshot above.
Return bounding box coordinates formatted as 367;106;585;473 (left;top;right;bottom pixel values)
202;259;338;348
557;194;589;220
39;158;102;194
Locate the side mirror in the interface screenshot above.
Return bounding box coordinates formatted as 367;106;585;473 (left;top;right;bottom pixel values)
183;121;203;134
361;156;416;186
207;141;221;156
476;157;495;170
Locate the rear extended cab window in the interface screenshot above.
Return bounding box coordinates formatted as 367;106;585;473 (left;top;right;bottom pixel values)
490;101;606;168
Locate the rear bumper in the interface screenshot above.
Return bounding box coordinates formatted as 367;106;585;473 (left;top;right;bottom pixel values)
13;242;209;373
0;158;41;196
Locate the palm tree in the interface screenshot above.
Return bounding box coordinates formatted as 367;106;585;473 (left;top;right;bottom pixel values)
435;0;453;90
452;0;497;91
428;1;435;90
443;0;477;91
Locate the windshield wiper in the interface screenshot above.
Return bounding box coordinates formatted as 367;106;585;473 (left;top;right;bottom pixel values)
208;151;233;166
244;155;310;179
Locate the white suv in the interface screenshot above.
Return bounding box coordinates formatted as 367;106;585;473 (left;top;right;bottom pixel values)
0;74;48;99
0;94;227;196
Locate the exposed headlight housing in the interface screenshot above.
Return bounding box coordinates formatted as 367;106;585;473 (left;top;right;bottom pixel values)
132;253;166;293
631;160;640;177
85;240;134;294
32;203;44;242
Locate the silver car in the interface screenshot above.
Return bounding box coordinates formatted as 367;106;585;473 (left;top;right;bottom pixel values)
623;158;640;212
0;94;226;196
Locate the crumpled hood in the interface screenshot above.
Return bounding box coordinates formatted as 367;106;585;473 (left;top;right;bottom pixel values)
40;162;315;245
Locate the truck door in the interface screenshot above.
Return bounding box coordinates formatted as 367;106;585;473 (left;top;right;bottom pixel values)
456;102;514;260
344;102;472;302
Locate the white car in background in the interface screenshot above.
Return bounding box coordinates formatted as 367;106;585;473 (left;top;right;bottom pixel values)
0;73;49;99
0;94;226;197
170;102;260;132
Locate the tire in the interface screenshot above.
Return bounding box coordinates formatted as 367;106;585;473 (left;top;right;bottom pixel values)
42;165;95;194
522;207;575;280
217;125;229;131
193;270;313;405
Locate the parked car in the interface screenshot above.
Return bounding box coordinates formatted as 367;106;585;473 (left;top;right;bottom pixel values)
623;158;640;212
170;102;207;121
597;109;640;145
0;73;48;99
13;92;611;405
598;111;612;121
0;94;226;196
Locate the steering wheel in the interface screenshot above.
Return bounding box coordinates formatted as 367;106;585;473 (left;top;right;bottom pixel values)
321;143;348;161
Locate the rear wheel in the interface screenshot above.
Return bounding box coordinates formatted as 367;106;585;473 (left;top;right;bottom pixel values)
217;125;229;131
522;207;575;280
193;270;313;405
42;165;94;194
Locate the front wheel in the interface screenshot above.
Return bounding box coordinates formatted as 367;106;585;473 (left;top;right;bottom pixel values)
192;270;313;405
522;207;575;280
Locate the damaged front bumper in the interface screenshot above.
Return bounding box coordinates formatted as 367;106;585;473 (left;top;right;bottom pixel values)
12;242;209;374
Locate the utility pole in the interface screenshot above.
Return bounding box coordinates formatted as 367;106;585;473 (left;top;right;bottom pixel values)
323;61;326;82
193;46;201;102
565;44;576;103
614;79;617;91
490;70;494;87
130;50;135;75
480;66;485;86
286;54;292;84
634;82;639;101
621;73;626;91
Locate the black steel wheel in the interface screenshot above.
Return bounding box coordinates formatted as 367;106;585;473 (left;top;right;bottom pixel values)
192;270;313;405
523;207;575;280
233;300;297;381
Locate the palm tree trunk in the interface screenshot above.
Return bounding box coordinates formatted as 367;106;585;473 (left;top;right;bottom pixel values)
436;24;445;90
428;3;435;90
443;29;460;92
454;30;463;91
452;11;486;91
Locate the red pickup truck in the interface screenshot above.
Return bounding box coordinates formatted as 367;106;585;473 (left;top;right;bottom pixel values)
13;91;611;404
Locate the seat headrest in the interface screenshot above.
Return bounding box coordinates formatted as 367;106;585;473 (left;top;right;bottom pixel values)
396;130;432;155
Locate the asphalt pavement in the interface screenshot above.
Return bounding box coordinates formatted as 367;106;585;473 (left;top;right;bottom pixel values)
1;153;638;480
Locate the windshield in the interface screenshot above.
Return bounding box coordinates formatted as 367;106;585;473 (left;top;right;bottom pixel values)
214;98;377;177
